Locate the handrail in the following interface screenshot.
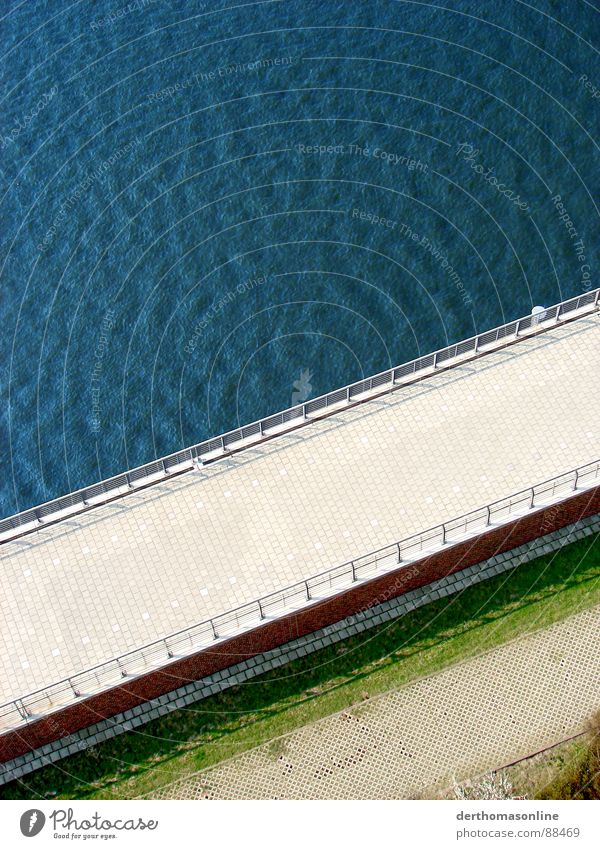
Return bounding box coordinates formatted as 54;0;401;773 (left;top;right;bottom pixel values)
1;456;599;732
1;287;598;543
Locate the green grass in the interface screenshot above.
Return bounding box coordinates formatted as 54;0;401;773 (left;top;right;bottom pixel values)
537;711;600;800
2;532;599;801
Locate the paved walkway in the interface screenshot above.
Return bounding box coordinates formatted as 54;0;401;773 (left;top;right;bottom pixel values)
1;315;599;706
152;603;600;800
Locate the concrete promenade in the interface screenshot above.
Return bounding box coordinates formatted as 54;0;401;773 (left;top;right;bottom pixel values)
1;311;599;712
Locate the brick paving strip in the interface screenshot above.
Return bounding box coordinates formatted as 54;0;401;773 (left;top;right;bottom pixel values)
151;604;600;799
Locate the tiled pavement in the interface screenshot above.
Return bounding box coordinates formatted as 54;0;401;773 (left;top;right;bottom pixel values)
0;315;599;706
152;602;600;800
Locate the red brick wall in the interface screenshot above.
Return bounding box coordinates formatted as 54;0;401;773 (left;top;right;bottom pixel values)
2;484;599;764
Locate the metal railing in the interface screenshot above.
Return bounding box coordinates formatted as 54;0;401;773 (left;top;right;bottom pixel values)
1;288;598;544
1;457;599;733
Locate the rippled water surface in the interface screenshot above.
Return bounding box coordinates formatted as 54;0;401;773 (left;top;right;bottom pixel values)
1;0;598;516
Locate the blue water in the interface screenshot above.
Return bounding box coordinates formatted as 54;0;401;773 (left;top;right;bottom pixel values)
1;0;598;517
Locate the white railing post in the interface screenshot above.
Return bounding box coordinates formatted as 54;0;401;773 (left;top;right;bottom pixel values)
16;699;31;720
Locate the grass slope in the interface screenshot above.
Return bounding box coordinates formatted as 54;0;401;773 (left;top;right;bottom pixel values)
537;711;600;800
